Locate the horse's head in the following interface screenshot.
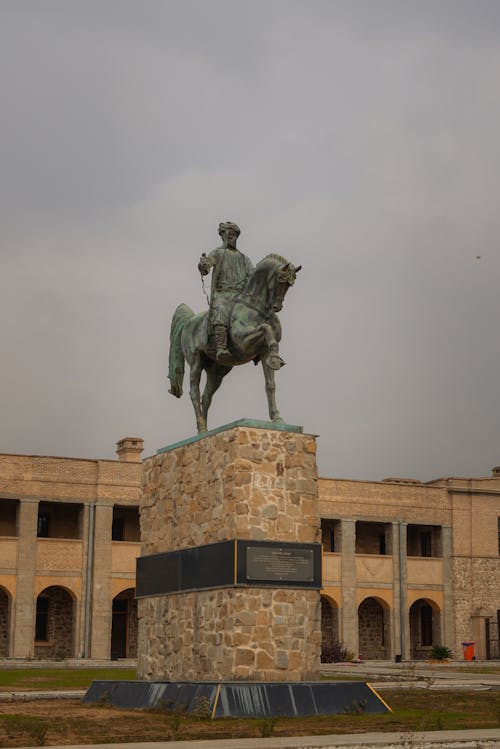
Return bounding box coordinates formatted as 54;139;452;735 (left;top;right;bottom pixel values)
245;254;302;314
271;260;302;312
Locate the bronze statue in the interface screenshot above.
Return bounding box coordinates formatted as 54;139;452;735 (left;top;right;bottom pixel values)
168;221;301;433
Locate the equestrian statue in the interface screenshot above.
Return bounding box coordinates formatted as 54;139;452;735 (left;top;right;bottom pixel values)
168;221;301;433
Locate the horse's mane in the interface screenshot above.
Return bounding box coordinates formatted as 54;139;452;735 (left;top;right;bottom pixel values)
256;253;288;268
244;253;288;297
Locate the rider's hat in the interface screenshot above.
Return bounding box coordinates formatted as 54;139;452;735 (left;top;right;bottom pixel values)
218;221;241;237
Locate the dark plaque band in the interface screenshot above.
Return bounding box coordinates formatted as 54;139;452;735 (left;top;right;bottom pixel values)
136;539;322;597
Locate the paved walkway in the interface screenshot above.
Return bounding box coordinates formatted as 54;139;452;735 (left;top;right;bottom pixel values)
14;728;500;749
0;659;136;670
321;662;500;690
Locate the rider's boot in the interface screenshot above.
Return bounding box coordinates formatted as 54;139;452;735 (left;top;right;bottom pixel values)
214;325;231;361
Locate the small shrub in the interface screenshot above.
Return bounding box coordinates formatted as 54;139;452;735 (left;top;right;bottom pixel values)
430;644;452;662
343;698;367;715
258;717;278;737
3;717;48;746
321;639;347;663
190;695;212;719
170;711;182;732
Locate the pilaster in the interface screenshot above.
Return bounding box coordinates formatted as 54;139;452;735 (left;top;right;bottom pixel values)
391;521;401;660
442;525;454;650
89;504;113;659
12;499;38;657
398;521;409;660
340;519;357;657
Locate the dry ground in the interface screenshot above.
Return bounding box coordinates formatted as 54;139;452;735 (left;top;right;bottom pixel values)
0;690;499;746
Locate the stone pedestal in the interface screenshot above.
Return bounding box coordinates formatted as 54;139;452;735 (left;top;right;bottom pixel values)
137;419;321;682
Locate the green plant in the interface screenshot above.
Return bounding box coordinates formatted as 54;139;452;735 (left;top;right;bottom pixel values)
321;638;348;663
430;644;452;662
190;695;212;719
96;690;111;707
343;698;367;715
258;717;278;737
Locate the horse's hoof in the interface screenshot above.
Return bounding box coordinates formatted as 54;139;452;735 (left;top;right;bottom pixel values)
272;417;285;425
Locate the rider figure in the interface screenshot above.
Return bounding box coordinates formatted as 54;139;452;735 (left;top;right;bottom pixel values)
198;221;253;361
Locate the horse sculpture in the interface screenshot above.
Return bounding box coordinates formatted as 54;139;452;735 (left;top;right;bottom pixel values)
168;253;301;433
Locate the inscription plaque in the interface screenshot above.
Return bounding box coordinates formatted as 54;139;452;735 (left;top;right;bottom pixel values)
246;546;314;582
236;540;321;588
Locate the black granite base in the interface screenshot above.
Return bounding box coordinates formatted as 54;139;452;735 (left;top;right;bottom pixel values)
84;680;390;718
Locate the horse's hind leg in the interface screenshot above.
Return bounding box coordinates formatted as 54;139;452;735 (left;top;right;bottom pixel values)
189;355;206;433
201;365;230;425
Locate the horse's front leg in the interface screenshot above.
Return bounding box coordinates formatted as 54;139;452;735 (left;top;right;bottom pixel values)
262;358;284;423
189;355;206;433
256;322;281;370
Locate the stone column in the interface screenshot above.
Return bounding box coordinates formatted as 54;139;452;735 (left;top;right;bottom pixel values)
77;503;91;659
89;503;113;659
397;521;409;660
441;525;454;651
340;519;357;658
391;522;401;661
137;422;321;682
12;499;38;657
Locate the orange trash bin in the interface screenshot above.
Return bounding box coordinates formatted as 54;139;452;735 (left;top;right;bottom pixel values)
462;641;475;661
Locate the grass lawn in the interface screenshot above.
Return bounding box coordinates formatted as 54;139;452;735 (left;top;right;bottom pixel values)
0;668;366;691
0;669;137;692
0;689;499;746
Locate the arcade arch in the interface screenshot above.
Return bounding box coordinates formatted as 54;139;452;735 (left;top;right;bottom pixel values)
409;597;441;660
0;586;12;657
320;595;340;660
358;596;391;660
34;585;76;658
111;587;137;659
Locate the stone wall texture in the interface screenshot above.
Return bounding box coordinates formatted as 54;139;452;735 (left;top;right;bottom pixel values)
138;587;320;682
138;425;321;681
140;427;319;554
452;557;500;658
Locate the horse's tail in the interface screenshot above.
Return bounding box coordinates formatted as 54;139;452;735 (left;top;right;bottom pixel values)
168;303;195;398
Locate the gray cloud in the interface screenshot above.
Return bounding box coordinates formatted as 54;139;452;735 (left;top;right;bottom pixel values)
1;1;499;480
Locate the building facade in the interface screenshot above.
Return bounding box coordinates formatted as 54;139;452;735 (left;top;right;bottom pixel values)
320;473;500;661
0;438;142;660
0;437;498;661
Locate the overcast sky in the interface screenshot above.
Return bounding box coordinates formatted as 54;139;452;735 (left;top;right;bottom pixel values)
1;0;499;481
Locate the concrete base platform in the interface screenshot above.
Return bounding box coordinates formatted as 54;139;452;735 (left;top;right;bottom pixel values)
84;680;390;718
